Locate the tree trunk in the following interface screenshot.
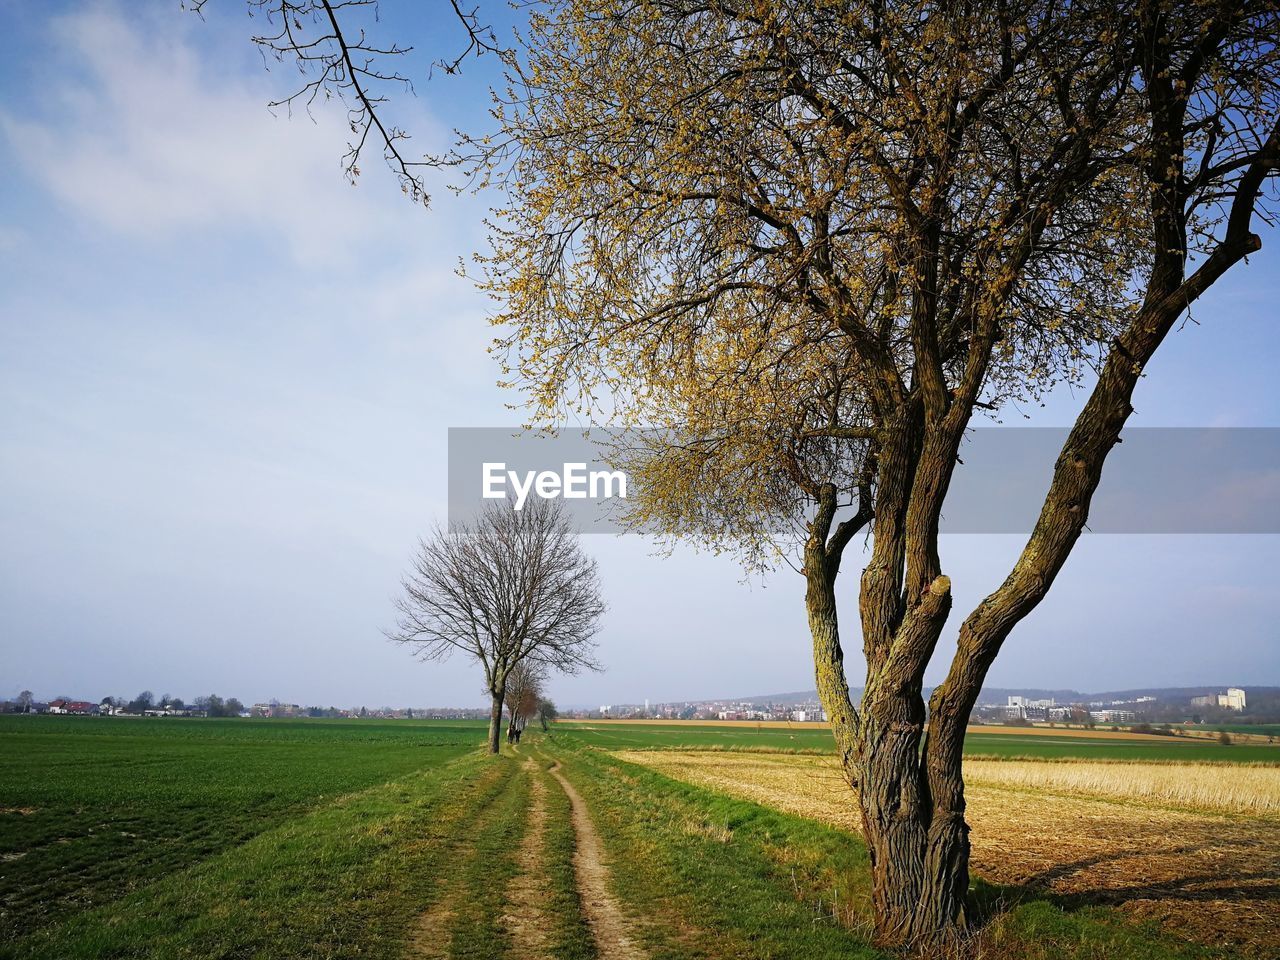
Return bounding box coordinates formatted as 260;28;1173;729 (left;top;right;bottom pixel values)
807;526;969;950
855;687;969;949
860;799;970;948
806;560;859;778
487;689;504;754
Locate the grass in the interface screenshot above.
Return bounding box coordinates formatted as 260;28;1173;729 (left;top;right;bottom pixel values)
2;751;516;959
0;715;483;944
557;720;1280;762
428;758;531;959
0;721;597;960
548;737;884;959
2;715;1265;959
525;753;596;960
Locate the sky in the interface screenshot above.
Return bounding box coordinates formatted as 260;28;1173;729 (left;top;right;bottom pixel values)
1;0;1277;711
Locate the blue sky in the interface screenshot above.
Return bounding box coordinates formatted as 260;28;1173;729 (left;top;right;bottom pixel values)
1;0;1277;710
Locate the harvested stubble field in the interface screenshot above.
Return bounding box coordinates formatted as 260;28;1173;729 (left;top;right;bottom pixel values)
614;749;1280;954
957;757;1280;816
561;720;1280;762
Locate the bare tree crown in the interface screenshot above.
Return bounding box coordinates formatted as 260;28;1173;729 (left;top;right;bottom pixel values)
387;497;604;691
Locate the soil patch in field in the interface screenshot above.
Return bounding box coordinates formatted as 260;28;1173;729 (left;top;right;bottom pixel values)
616;749;1280;953
408;898;456;960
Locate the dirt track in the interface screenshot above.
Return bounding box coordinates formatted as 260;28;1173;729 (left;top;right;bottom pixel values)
547;762;647;960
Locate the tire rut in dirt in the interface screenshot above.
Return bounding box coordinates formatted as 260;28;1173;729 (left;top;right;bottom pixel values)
407;760;528;958
547;760;647;960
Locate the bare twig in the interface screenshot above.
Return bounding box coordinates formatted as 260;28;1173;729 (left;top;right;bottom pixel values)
186;0;506;204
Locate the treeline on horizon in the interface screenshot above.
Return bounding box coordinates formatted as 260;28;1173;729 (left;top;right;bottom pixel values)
0;689;496;720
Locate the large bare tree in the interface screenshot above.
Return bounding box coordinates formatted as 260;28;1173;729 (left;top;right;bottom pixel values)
469;0;1279;947
388;499;604;753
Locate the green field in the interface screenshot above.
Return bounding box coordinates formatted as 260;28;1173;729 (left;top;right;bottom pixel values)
1210;722;1280;737
0;715;485;947
557;721;1280;762
1;716;1265;959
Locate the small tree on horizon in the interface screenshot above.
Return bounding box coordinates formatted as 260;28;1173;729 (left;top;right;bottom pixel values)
387;498;605;753
537;699;558;731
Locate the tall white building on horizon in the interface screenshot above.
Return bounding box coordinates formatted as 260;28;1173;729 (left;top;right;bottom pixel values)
1191;687;1247;711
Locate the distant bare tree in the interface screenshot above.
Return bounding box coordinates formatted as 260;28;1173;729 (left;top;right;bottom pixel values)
537;699;557;732
388;498;604;753
504;662;543;743
128;691;155;714
16;690;34;714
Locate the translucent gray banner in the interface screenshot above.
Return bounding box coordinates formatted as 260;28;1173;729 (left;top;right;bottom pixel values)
447;427;1280;534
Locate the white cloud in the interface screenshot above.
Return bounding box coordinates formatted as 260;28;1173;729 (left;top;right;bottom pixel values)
1;3;451;264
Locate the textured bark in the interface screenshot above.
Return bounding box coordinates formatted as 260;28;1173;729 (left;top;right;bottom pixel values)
806;546;858;778
858;703;970;947
806;456;974;948
810;574;971;948
487;686;505;754
853;572;969;948
805;481;872;781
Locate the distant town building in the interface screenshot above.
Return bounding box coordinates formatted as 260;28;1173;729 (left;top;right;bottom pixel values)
1090;709;1135;723
1191;687;1247;711
48;700;97;715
